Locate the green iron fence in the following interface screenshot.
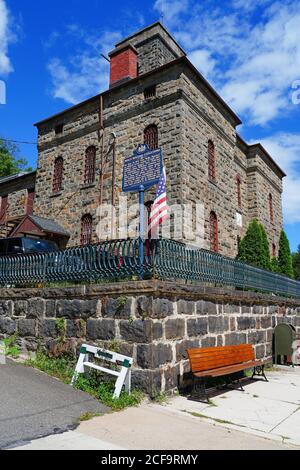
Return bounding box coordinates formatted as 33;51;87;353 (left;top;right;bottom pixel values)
0;237;299;298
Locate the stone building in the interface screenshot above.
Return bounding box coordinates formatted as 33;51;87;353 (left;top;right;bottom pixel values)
32;22;285;257
0;172;69;246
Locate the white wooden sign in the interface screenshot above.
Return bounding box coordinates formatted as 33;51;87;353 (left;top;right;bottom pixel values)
71;344;133;399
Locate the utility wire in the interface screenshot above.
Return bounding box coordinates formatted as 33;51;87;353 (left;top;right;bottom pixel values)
1;138;38;145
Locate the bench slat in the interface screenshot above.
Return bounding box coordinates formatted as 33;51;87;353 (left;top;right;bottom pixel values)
188;345;257;373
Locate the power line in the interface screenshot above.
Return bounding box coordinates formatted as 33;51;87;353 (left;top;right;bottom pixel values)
1;138;38;145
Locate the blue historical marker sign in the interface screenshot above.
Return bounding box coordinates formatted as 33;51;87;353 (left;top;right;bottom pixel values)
122;144;163;193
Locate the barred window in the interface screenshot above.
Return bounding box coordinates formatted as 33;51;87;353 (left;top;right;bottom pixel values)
84;146;96;185
236;175;242;208
269;194;274;222
81;214;93;246
26;189;35;215
144;86;156;100
144;125;158;151
210;211;219;253
53;157;63;194
0;195;8;221
208;140;216;181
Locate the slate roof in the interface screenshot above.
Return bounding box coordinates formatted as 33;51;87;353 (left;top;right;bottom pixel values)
29;215;70;236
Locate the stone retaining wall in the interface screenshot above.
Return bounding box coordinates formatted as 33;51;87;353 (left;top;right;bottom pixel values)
1;281;299;396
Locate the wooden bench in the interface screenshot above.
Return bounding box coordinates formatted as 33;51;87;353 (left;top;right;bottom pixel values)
187;344;270;402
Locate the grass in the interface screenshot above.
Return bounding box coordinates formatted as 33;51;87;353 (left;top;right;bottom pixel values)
25;351;144;412
77;412;104;423
2;335;21;358
188;411;245;428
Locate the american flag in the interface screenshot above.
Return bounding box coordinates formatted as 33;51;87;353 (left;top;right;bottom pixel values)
148;166;168;237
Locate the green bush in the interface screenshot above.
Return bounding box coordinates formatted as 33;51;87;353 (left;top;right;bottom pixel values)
278;230;294;278
238;220;270;270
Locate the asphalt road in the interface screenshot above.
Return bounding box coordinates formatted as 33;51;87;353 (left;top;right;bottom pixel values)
0;360;109;449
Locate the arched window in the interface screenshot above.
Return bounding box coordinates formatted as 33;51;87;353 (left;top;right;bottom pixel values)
81;214;93;246
272;243;276;258
53;157;63;194
269;194;274;223
236;175;242;208
84;146;96;185
210;211;219;253
208;140;216;181
144;125;158;151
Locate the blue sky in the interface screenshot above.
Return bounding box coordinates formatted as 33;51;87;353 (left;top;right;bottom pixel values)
0;0;299;250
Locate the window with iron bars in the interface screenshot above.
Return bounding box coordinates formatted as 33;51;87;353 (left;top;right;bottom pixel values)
236;175;242;208
84;146;96;185
269;194;274;223
53;157;63;194
144;85;157;100
208;140;216;181
210;211;219;253
144;125;158;151
81;214;93;246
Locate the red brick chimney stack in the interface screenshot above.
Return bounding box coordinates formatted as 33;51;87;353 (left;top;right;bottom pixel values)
108;44;138;88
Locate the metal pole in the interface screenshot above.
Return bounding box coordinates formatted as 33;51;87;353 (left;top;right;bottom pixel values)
111;135;116;240
139;185;145;280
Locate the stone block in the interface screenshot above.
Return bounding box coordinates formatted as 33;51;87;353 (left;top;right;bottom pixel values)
261;316;272;329
176;339;200;361
165;319;185;339
40;319;58;338
208;316;229;334
187;318;208;337
102;297;132;319
136;296;153;318
255;344;266;359
18;319;36;337
66;320;86;338
164;365;180;391
13;301;28;317
237;317;256;331
152;299;173;318
132;369;162;397
224;332;247;346
136;344;172;368
223;304;240;314
120;319;161;343
196;301;216;315
87;319;115;341
0;301;13;317
56;299;97;319
248;331;265;345
0;317;16;335
177;300;195;316
27;299;45;319
45;300;56;318
201;336;216;348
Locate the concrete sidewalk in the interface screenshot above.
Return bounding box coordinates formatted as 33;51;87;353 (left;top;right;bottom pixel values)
15;367;300;450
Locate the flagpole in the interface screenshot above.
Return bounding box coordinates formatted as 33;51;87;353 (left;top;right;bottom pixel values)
139;185;145;280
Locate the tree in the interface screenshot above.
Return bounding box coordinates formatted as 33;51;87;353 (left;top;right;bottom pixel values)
259;223;271;271
271;257;279;273
278;230;294;278
238;219;270;270
292;245;300;281
0;138;32;178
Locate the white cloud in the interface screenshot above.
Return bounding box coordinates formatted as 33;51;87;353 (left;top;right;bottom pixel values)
256;133;300;224
47;29;121;104
157;0;300;126
188;49;216;79
154;0;189;26
0;0;13;75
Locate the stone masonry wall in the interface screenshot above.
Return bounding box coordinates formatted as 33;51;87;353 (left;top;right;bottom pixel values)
1;281;299;397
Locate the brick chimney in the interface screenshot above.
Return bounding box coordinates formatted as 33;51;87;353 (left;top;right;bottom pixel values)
108;44;138;88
